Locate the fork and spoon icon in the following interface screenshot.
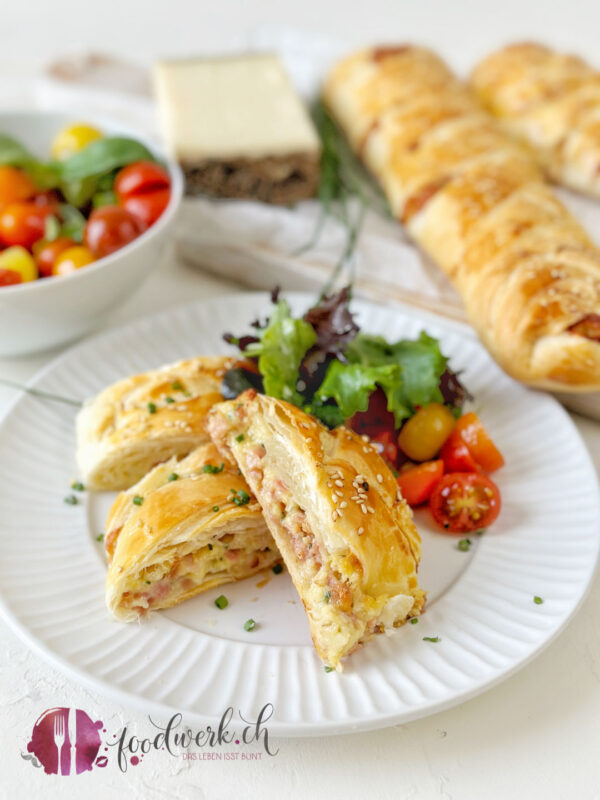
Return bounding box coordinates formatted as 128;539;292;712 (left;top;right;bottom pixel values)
52;709;77;776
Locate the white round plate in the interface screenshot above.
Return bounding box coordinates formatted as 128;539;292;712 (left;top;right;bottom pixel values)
0;294;598;736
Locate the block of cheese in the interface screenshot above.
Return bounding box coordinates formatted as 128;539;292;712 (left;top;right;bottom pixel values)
154;54;321;204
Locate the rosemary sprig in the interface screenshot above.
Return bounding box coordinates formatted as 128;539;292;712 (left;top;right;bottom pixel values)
0;378;83;407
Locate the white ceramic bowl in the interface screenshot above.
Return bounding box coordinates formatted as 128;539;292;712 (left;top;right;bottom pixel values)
0;111;184;357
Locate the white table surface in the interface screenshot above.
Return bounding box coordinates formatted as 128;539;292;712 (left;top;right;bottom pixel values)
2;2;600;798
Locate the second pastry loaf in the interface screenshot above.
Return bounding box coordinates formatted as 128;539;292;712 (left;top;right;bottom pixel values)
323;46;600;391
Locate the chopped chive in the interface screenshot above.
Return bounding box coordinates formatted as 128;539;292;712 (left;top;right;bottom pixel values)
212;506;220;512
133;495;144;506
409;617;419;625
202;462;225;474
533;596;544;605
147;402;157;414
272;563;283;575
167;473;179;482
244;618;256;631
232;490;250;507
165;396;175;404
423;636;440;643
71;481;84;492
96;533;104;542
324;666;334;673
323;590;331;603
235;433;245;442
171;381;184;391
215;595;228;609
145;580;151;585
64;495;78;505
458;538;471;552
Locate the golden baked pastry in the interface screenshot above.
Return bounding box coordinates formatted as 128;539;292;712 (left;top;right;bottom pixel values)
323;45;600;391
206;390;425;670
471;42;600;197
105;441;279;621
77;356;235;491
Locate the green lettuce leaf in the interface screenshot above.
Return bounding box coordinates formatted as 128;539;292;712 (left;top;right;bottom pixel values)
245;300;316;404
317;361;405;421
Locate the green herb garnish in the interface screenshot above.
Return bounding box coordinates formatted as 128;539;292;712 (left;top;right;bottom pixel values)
231;489;250;507
323;590;331;603
215;595;228;610
244;618;256;631
165;396;175;404
147;402;157;414
235;433;245;442
324;666;334;673
133;495;144;506
71;481;84;492
96;533;104;542
202;463;225;474
212;506;220;513
167;473;179;482
423;636;440;643
409;618;419;625
171;381;184;391
458;538;471;552
533;596;544;605
64;495;78;505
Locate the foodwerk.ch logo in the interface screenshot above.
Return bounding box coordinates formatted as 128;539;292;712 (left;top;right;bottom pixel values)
22;704;277;775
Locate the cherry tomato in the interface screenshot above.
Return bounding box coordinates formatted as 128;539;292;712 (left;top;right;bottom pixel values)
122;188;170;227
33;237;76;278
51;123;103;160
84;206;145;258
397;402;456;462
396;460;444;506
53;246;95;276
0;268;22;287
0;166;36;206
0;203;52;249
370;430;399;467
430;473;501;533
0;246;38;282
455;412;505;473
440;429;480;473
115;161;170;198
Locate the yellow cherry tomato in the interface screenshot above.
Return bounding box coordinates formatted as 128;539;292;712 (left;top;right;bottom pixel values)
52;246;95;276
51;123;103;160
397;402;456;462
0;246;38;282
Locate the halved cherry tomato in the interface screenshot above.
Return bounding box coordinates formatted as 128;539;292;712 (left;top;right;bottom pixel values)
115;161;170;198
0;202;52;249
0;166;36;206
430;472;501;533
397;460;444;506
84;206;145;259
0;268;22;287
397;402;456;462
455;412;504;473
440;429;480;473
33;237;76;278
52;245;95;276
122;188;170;227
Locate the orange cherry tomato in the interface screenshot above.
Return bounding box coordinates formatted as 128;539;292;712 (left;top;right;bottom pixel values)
0;202;52;249
115;161;170;198
440;429;480;473
122;188;170;227
52;245;95;276
396;460;444;506
0;166;36;206
430;472;501;533
84;206;145;259
454;412;505;473
0;268;22;287
33;237;76;278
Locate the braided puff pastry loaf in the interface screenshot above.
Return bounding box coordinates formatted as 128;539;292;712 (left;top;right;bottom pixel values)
323;46;600;391
471;43;600;197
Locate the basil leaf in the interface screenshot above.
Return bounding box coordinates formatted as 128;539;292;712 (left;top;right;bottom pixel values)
317;361;404;421
58;137;155;182
0;134;33;166
24;161;62;190
59;204;86;243
61;176;98;207
247;300;316;404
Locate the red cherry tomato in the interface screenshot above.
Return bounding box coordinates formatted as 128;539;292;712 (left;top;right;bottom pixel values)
33;237;76;278
454;412;504;473
396;460;444;506
115;161;170;198
122;188;170;227
32;190;61;210
0;166;36;206
440;430;480;473
0;203;52;249
430;472;501;533
0;268;22;287
370;430;399;467
84;206;145;258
